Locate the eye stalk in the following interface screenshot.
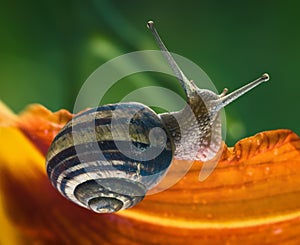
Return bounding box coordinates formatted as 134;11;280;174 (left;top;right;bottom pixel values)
211;73;270;114
147;20;270;111
148;20;270;161
147;20;197;99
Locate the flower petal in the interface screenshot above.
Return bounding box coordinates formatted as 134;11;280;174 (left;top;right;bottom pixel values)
1;102;300;244
17;104;73;155
0;101;17;126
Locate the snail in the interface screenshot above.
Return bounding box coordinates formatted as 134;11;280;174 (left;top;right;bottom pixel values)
46;20;269;213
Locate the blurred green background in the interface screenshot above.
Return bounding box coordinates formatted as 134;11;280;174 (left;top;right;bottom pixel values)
0;0;299;146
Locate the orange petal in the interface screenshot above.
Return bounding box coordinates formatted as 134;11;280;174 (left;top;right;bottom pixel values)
1;102;300;244
0;101;17;126
17;104;73;155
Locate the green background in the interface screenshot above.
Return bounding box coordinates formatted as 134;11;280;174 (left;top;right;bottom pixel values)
0;0;299;146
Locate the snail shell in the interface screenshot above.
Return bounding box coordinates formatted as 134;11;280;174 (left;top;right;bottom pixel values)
46;103;173;213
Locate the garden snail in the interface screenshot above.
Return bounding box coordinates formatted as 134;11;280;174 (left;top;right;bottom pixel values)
46;20;269;213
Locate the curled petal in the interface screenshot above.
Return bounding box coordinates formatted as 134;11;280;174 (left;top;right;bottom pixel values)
17;104;73;155
0;102;300;244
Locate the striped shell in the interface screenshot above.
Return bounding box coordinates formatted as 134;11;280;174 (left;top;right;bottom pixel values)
46;102;173;213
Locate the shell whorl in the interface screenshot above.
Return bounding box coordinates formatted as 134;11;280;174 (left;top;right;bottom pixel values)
46;102;173;213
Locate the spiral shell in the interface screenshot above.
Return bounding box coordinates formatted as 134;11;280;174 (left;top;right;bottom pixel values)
46;102;173;213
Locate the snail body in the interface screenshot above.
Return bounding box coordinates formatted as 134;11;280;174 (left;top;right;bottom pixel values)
46;21;269;213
